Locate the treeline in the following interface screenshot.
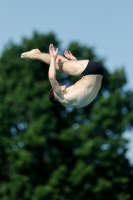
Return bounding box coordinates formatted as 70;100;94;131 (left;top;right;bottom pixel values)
0;32;133;200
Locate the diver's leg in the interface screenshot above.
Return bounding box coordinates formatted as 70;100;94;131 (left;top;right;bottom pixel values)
21;49;67;63
21;49;88;76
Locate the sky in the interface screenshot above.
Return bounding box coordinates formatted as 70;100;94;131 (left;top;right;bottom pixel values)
0;0;133;163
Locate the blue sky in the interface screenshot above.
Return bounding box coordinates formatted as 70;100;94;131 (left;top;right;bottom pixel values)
0;0;133;163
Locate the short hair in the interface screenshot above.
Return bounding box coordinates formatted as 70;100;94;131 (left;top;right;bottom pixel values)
49;88;60;104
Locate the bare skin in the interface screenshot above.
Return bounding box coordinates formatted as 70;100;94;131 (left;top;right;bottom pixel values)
21;45;103;108
64;50;77;60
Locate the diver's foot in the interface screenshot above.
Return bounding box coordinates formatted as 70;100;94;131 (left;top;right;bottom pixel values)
64;50;77;60
21;49;41;60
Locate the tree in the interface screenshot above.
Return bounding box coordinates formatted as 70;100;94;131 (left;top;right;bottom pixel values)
0;32;133;200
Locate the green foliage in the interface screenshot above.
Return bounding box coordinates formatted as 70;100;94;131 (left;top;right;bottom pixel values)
0;32;133;200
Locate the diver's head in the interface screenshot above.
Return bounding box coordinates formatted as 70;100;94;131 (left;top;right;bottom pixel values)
49;88;60;104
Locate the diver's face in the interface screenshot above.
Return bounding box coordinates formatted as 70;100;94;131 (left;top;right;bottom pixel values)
61;85;67;91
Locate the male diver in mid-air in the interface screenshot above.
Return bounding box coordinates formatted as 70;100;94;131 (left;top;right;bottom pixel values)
21;44;103;108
